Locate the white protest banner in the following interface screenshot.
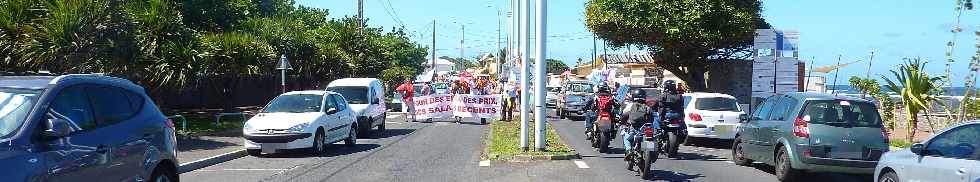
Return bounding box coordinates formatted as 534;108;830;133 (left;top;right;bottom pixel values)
413;94;454;119
452;94;502;119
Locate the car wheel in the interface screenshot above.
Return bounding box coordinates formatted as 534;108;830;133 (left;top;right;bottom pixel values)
150;164;178;182
345;124;357;147
775;147;801;182
246;149;262;156
731;136;753;166
879;171;899;182
310;130;326;154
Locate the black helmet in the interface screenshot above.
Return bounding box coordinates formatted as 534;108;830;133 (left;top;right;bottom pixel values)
663;80;677;92
630;89;646;102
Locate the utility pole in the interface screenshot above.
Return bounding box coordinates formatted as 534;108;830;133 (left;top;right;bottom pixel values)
432;19;437;74
519;0;530;151
592;35;597;67
461;24;465;71
355;0;364;77
533;0;547;151
497;10;502;77
866;50;875;79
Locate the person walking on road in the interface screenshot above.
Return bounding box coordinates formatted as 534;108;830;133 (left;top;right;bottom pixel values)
396;78;415;122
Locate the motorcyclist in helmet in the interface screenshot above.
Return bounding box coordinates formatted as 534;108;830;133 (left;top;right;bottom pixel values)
653;80;685;127
620;89;656;163
584;83;619;134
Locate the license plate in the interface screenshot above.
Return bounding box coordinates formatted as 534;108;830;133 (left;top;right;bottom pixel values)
667;124;680;128
642;141;658;150
261;143;286;153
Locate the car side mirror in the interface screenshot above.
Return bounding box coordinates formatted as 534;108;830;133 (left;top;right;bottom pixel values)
910;143;925;155
43;118;71;138
326;108;338;114
738;114;749;122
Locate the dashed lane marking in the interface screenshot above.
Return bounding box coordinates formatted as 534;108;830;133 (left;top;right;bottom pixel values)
193;168;290;172
479;160;491;167
574;160;590;169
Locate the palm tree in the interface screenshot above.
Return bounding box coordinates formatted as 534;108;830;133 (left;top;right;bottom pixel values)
883;58;944;142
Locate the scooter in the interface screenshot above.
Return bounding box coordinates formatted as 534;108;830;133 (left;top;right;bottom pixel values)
590;111;616;153
657;111;685;158
625;123;658;179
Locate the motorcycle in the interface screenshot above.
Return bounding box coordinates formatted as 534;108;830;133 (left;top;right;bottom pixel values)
589;111;616;153
657;111;685;158
625;123;658;179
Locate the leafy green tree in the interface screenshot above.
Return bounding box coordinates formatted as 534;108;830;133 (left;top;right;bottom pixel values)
584;0;769;91
883;58;944;141
181;0;256;31
546;59;569;74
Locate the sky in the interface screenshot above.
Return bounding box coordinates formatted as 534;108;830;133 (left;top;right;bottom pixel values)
296;0;980;86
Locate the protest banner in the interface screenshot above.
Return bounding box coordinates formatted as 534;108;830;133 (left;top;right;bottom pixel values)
412;94;503;119
452;94;502;119
412;94;454;119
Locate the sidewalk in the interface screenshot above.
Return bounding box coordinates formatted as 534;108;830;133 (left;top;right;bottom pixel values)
177;128;246;173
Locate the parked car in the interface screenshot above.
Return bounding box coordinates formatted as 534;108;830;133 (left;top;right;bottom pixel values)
683;93;744;141
327;78;386;136
557;81;593;119
546;85;560;108
0;75;179;182
732;92;889;181
243;91;357;156
875;121;980;182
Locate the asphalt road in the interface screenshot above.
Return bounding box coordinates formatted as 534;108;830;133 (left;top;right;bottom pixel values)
179;111;875;182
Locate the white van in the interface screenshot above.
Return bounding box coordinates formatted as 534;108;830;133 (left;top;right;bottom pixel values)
327;78;386;136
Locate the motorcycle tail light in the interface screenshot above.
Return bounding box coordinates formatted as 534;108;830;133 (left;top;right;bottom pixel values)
644;127;655;137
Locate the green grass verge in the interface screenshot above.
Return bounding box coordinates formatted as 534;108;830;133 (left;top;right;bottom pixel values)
174;115;245;136
890;138;915;148
485;120;575;161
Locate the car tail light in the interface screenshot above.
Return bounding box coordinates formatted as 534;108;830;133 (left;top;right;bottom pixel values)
688;113;702;122
644;127;655;137
165;119;175;128
803;149;813;157
793;117;810;138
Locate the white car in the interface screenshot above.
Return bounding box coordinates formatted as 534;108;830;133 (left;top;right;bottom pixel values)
682;93;744;140
243;91;357;155
875;122;980;182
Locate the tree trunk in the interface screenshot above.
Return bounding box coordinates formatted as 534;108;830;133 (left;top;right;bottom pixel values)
906;109;918;142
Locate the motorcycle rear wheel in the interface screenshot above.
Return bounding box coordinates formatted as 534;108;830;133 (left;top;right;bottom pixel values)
667;132;679;158
641;151;655;180
598;131;610;153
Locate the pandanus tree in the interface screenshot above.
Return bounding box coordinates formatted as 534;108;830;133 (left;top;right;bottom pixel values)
883;58;944;142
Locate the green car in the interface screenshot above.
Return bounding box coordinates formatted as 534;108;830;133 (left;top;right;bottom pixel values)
732;92;889;181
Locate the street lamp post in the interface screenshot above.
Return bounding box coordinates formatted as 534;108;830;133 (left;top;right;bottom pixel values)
276;55;293;93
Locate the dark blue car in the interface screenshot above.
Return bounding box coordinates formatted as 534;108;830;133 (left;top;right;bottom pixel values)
0;74;179;182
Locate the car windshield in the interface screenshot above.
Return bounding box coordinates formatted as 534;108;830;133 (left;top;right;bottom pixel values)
567;83;593;93
0;88;41;139
328;86;368;104
695;97;740;112
801;100;882;127
262;94;323;113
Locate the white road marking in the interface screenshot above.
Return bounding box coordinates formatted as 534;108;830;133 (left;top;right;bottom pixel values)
178;149;245;167
385;122;404;124
574;160;590;169
479;160;491;167
386;115;401;119
725;161;735;164
193;168;290;172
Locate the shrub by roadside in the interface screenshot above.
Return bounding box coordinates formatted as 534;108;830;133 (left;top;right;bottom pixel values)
484;120;575;161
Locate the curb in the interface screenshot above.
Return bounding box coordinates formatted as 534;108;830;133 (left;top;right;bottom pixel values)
508;153;582;162
178;149;247;173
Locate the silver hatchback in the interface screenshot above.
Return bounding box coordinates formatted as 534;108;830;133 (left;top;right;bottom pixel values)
875;122;980;182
